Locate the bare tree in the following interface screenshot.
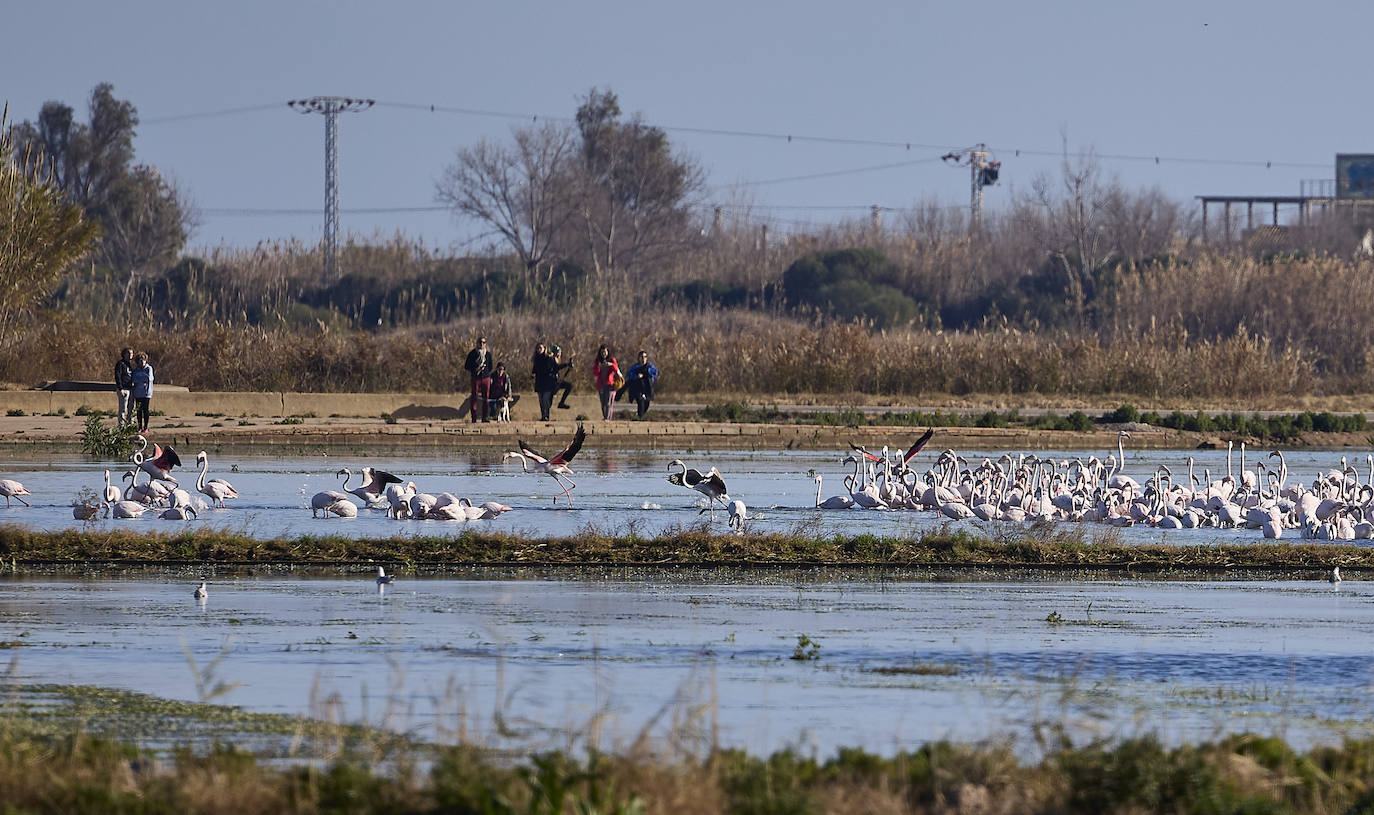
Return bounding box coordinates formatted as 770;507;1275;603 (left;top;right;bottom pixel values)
570;88;706;276
436;122;576;279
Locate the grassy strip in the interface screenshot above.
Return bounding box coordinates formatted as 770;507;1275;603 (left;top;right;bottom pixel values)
2;712;1374;813
0;523;1369;573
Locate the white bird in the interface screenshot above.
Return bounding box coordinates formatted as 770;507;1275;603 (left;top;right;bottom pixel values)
0;479;31;508
814;475;854;509
102;470;121;505
727;499;747;533
193;581;208;600
504;424;587;506
159;505;197;520
194;451;239;508
324;499;357;518
376;566;394;585
111;500;149;519
1330;566;1342;584
311;490;352;517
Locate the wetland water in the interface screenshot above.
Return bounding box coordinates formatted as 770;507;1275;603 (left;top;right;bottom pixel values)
0;446;1366;544
2;446;1373;756
1;573;1371;756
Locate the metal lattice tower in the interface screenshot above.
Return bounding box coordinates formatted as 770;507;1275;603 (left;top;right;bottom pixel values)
288;96;374;280
942;143;1000;231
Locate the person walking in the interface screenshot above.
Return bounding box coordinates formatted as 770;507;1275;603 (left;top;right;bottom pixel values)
624;350;660;419
464;335;493;423
532;343;561;421
591;344;621;420
114;347;134;426
130;353;154;433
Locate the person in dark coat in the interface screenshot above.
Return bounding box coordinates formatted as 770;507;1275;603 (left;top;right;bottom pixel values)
464;336;493;423
114;347;134;425
531;343;562;421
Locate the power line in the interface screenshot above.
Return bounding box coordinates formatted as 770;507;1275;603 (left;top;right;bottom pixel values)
142;103;283;124
144;99;1332;173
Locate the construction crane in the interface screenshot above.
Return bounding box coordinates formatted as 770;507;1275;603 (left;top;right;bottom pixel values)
941;144;1000;229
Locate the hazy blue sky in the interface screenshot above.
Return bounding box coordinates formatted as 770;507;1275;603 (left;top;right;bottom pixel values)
4;0;1361;252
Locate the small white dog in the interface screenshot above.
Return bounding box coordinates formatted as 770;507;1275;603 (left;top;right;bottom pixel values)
491;396;512;422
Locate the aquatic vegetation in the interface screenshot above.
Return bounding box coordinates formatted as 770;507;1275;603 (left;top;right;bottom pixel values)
0;522;1370;575
790;634;821;661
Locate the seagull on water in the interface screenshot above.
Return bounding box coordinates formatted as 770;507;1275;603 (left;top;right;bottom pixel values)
194;581;208;600
1330;567;1342;584
376;566;394;586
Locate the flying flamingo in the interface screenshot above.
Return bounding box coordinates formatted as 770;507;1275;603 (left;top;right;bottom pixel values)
504;424;587;506
0;479;31;508
194;451;239;508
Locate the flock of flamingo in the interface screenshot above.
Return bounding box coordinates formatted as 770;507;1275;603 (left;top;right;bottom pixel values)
0;423;1367;543
808;428;1374;542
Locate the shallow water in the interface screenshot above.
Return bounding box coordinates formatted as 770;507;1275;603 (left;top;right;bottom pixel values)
1;573;1370;757
0;446;1364;544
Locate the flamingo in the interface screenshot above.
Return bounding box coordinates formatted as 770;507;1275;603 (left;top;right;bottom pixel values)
814;474;854;509
159;505;197;521
311;490;352;517
727;499;747;533
194;451;239;508
102;470;121;505
324;499;357;518
133;435;181;484
337;467;403;506
123;469;170;504
72;502;106;521
669;459;730;517
0;479;31;508
504;424;587;506
111;500;149;519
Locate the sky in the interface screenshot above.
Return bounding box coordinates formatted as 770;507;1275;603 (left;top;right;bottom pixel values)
3;0;1364;253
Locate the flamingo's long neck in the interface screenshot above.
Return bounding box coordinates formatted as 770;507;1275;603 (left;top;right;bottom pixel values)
197;457;209;492
815;476;822;507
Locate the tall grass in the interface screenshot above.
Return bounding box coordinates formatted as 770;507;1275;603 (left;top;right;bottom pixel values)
17;219;1374;400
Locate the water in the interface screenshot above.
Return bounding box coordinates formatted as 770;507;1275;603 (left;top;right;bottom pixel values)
1;573;1370;757
0;446;1363;544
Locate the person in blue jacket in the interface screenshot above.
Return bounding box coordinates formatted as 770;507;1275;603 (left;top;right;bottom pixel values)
130;353;154;433
623;350;659;419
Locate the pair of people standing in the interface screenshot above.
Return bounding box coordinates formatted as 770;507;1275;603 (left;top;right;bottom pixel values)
592;346;659;420
113;347;153;432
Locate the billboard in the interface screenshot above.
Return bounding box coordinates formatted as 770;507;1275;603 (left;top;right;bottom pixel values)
1337;154;1374;199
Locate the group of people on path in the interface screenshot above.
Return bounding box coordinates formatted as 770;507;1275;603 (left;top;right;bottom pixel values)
113;347;154;432
467;337;659;422
111;337;657;428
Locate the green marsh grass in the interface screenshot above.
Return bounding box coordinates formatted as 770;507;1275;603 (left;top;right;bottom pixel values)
1;522;1371;574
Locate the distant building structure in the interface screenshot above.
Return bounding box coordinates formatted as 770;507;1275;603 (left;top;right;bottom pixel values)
1197;156;1374;245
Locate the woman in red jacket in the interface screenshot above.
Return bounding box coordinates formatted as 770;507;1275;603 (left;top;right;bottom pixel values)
591;344;621;420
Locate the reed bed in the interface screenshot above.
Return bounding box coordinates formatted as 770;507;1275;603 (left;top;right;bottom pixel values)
17;227;1374;401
